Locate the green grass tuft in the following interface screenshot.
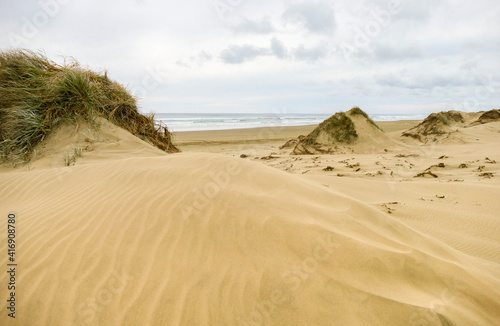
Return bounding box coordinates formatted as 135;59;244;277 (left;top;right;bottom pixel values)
73;146;83;158
62;146;84;166
437;113;450;126
0;49;178;164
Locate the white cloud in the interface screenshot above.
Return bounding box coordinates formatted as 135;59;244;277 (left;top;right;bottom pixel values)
220;44;268;64
282;1;337;34
231;17;274;34
294;44;328;62
270;37;287;58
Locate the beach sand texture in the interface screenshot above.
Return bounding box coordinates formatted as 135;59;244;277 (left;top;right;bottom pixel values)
1;115;500;325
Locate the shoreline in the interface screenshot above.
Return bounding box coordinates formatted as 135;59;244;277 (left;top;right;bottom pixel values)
172;120;422;153
170;119;422;134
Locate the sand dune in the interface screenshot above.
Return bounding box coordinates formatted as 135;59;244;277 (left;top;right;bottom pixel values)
1;118;500;325
283;108;403;155
2;153;500;325
399;110;500;144
469;109;500;126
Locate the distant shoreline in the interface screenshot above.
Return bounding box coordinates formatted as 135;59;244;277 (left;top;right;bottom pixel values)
172;120;423;153
172;119;422;135
157;113;427;133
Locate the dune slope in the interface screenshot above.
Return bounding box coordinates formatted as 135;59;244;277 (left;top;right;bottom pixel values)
1;150;500;325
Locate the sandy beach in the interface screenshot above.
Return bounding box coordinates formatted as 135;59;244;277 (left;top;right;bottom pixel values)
1;114;500;325
2;0;500;323
173;120;422;153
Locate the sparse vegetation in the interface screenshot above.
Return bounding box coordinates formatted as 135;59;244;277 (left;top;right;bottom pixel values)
323;166;335;171
437;113;450;126
414;171;438;178
73;146;83;158
260;155;279;160
63;152;74;166
402;111;465;141
349;107;366;117
0;49;178;164
424;163;445;171
287;107;389;155
469;109;500;126
305;112;358;145
395;153;420;158
62;146;84;166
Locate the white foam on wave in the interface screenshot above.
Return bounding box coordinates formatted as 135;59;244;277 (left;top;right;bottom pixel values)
157;113;426;132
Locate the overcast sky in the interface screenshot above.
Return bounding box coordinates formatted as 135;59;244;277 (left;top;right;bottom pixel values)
1;0;499;115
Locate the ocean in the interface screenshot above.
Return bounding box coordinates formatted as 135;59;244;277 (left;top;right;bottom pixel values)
155;113;427;132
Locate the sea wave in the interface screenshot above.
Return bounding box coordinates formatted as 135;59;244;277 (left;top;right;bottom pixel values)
156;113;425;132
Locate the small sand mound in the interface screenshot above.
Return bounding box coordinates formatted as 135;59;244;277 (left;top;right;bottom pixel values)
469;109;500;126
27;117;167;169
402;110;468;142
287;107;397;154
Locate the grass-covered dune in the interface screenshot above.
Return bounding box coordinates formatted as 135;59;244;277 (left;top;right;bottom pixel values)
280;107;398;155
0;49;178;164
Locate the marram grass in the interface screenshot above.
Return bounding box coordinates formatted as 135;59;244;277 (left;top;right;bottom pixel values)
304;111;358;145
0;49;178;164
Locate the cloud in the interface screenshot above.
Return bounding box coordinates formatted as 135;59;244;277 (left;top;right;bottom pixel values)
394;0;446;22
282;1;336;34
294;44;328;62
219;38;289;63
220;38;328;64
271;37;287;58
231;17;274;34
220;44;268;64
1;0;499;113
373;44;423;61
198;51;212;62
376;72;471;89
176;51;213;68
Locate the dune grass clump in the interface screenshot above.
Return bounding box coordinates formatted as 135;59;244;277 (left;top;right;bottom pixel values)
63;146;83;166
0;49;178;164
403;112;453;140
437;113;450;126
305;112;358;145
349;106;369;118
